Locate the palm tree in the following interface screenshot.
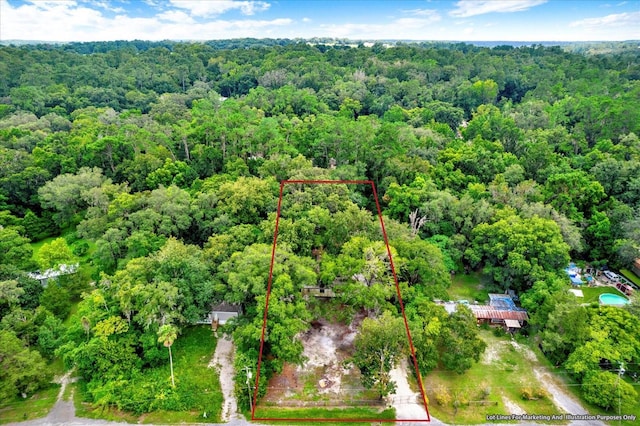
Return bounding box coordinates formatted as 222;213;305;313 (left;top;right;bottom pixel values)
157;324;178;387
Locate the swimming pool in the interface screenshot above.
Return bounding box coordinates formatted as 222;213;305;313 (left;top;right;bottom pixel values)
599;293;630;305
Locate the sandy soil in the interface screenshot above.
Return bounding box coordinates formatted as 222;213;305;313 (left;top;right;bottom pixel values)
501;395;526;415
262;316;367;405
297;318;360;396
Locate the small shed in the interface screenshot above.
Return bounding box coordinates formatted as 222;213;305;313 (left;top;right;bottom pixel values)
302;286;336;298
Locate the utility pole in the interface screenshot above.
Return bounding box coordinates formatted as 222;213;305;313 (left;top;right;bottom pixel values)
243;366;253;412
618;362;625;426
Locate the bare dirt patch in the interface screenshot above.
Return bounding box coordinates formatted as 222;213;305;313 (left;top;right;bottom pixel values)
501;395;526;415
481;341;507;365
261;315;372;406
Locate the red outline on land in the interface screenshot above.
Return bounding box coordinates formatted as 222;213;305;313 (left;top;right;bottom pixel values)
251;180;431;423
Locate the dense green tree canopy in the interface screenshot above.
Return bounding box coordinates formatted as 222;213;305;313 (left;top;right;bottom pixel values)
1;39;640;414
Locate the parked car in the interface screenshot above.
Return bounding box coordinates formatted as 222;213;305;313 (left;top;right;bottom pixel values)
603;270;620;282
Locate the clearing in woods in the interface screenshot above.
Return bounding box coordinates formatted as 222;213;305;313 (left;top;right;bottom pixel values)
251;180;430;423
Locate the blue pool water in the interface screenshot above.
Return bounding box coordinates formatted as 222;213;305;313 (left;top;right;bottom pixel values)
599;293;630;305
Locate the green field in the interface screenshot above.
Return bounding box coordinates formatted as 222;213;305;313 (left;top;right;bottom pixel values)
0;384;60;424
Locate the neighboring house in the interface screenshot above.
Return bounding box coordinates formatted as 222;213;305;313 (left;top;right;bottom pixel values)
196;303;242;329
27;263;79;287
438;293;529;332
631;259;640;277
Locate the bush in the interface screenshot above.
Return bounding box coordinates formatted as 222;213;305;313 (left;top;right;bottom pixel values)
520;386;548;400
435;385;452;406
71;240;90;257
492;326;507;337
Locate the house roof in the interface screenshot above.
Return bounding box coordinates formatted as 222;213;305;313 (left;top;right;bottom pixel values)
467;305;529;321
210;302;241;313
504;319;521;329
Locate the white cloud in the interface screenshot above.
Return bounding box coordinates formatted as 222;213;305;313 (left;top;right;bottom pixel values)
83;0;125;14
450;0;547;18
570;11;640;28
168;0;270;17
0;0;289;41
403;8;441;19
302;17;311;23
157;10;195;24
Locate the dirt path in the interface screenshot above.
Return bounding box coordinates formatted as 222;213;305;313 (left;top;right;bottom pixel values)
389;357;432;425
509;341;607;426
209;336;240;422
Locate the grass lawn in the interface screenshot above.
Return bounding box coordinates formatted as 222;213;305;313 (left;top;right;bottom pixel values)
0;384;60;424
252;407;396;425
73;326;223;424
30;229;97;276
448;272;490;303
579;285;627;304
620;269;640;287
424;330;557;425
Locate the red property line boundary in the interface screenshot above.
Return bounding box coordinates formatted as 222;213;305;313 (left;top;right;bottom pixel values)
251;180;431;423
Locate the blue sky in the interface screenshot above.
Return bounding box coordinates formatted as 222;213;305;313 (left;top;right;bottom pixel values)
1;1;638;42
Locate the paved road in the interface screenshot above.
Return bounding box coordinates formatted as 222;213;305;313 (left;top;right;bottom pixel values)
7;398;256;426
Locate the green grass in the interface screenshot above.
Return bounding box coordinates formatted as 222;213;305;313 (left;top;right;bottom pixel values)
448;272;490;303
0;384;60;424
620;269;640;287
579;286;627;304
252;407;396;425
424;330;557;425
73;326;223;424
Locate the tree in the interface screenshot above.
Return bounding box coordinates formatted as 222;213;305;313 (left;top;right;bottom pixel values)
393;238;450;297
581;370;637;411
465;213;570;292
0;226;33;271
440;305;487;374
157;324;178;388
35;237;77;271
352;311;407;399
0;279;24;308
38;167;107;227
0;329;51;401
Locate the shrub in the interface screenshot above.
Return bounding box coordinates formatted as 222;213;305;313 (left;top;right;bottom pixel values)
434;385;451;406
479;381;491;399
71;240;90;257
521;386;548;400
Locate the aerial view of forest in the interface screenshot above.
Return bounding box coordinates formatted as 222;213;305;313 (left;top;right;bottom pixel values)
1;1;639;425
